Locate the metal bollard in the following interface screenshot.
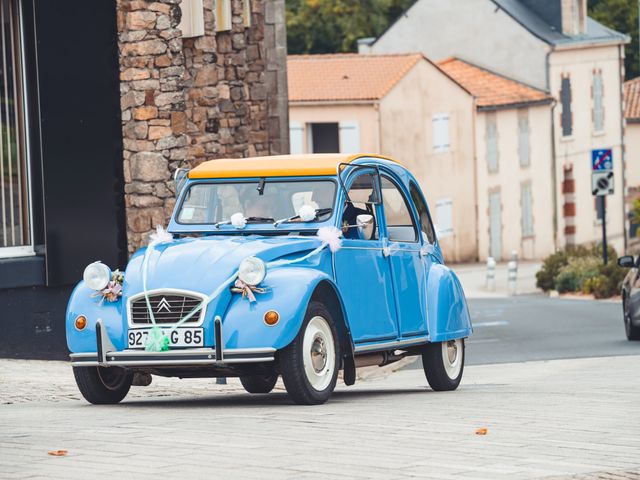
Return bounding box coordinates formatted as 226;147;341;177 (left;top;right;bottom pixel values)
507;257;518;296
486;257;496;292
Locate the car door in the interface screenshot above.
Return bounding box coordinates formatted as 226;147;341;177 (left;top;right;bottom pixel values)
379;174;428;338
334;169;399;344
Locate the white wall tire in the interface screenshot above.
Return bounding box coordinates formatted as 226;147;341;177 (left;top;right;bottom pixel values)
422;339;465;391
280;301;340;405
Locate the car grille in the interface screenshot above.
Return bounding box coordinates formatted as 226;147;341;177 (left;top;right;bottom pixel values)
130;293;203;325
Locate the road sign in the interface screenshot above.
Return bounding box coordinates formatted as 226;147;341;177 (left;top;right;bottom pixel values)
591;149;613;171
591;171;614;196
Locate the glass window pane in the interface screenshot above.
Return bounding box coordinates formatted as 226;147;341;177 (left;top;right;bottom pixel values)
381;176;417;242
0;0;29;251
342;172;379;240
409;182;436;244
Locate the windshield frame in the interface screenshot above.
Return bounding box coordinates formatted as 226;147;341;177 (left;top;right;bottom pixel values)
168;176;339;234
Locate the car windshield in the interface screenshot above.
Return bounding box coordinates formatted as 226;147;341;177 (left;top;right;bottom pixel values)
177;179;336;226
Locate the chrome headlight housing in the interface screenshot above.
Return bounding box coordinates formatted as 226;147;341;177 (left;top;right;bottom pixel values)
238;257;266;286
83;261;112;291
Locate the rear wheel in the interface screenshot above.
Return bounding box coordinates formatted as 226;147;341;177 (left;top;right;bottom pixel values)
422;339;465;391
280;301;339;405
239;374;278;394
73;366;133;404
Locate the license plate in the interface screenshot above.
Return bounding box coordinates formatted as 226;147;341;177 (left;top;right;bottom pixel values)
127;328;204;349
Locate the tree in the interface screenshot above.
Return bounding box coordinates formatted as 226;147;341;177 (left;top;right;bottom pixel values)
589;0;639;79
286;0;415;54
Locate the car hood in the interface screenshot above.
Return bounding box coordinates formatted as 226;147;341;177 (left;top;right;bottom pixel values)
123;235;322;296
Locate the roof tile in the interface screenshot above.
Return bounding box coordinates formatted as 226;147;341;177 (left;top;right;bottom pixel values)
287;53;423;102
624;77;640;120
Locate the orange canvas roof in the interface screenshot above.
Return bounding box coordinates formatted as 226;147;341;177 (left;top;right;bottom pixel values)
437;57;552;109
624;77;640;121
188;154;397;179
287;53;423;102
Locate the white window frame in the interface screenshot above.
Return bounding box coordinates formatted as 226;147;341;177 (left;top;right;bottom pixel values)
289;122;304;155
432;113;450;153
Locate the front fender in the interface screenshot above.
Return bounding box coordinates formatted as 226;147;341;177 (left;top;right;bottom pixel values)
221;267;334;350
66;281;127;353
427;264;472;342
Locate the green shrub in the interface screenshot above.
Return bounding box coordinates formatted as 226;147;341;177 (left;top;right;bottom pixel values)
555;269;580;293
536;250;568;291
584;275;616;299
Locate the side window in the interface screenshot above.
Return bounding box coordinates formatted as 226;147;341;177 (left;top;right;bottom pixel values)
381;176;417;243
342;172;379;240
409;183;436;244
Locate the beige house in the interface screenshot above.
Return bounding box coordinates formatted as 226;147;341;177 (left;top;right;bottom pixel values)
369;0;629;255
438;58;555;261
624;77;640;246
288;53;477;262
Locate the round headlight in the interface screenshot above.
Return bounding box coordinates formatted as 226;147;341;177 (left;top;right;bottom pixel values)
83;262;112;291
238;257;266;286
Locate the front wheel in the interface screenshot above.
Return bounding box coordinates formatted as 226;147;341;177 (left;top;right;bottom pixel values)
279;301;340;405
624;299;640;341
73;366;133;404
422;339;465;391
239;374;278;394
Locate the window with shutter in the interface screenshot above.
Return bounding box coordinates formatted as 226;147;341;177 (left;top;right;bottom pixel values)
560;76;572;136
179;0;205;38
435;198;453;237
432;113;450;153
518;109;530;167
521;184;533;237
593;71;604;132
486;113;498;173
242;0;251;27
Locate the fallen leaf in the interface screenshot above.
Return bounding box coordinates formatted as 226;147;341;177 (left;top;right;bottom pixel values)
475;428;488;435
47;450;68;456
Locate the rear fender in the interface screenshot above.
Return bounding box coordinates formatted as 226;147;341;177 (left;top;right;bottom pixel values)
427;264;472;342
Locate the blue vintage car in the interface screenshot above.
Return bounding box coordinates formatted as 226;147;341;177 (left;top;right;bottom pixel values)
67;154;472;405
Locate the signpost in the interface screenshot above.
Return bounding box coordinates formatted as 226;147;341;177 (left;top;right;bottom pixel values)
591;149;614;264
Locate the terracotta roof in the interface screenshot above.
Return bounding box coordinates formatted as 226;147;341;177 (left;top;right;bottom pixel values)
189;154;398;179
287;53;423;102
437;57;552;109
624;77;640;121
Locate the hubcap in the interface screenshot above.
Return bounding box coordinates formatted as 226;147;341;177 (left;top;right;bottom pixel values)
97;367;128;391
441;339;463;380
302;316;335;391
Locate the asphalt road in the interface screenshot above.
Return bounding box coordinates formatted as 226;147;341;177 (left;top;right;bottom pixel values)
412;295;640;368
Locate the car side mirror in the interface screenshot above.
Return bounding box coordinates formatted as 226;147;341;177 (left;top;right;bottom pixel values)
174;168;189;196
356;214;374;240
618;255;635;268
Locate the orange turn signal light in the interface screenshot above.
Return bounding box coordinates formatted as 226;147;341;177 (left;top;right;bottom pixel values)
264;310;280;326
75;315;87;331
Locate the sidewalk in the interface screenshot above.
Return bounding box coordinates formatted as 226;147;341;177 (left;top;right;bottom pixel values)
452;260;542;298
1;355;639;479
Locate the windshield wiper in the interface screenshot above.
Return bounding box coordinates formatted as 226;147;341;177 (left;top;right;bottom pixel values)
273;208;333;227
245;216;275;223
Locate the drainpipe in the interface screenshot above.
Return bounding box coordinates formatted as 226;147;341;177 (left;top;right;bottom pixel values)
619;43;629;252
546;47;560;251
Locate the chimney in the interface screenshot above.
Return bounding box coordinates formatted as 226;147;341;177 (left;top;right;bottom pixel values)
561;0;587;36
357;37;375;54
519;0;586;36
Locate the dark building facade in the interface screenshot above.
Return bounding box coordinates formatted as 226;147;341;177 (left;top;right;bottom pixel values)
0;0;288;358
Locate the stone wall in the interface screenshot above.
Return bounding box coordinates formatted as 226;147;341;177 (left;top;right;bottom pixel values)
117;0;288;253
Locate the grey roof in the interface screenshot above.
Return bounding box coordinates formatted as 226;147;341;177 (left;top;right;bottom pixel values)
491;0;629;46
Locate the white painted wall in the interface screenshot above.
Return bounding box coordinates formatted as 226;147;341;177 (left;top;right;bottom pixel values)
549;45;626;254
475;105;555;261
371;0;550;90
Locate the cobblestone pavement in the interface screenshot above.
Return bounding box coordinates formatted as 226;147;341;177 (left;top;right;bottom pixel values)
1;355;639;479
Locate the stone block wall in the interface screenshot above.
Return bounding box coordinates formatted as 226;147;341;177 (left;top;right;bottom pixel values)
117;0;289;253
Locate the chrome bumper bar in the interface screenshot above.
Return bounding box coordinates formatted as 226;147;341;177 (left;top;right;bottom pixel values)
70;319;276;368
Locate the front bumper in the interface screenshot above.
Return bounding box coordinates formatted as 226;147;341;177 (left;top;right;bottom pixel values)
70;319;275;368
